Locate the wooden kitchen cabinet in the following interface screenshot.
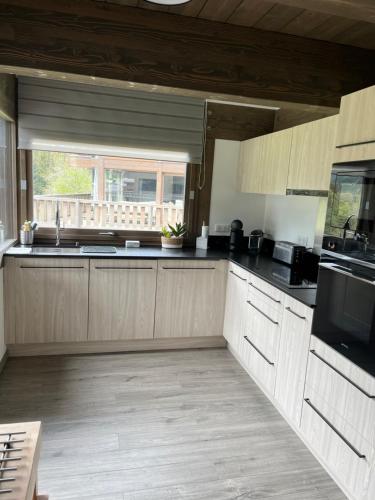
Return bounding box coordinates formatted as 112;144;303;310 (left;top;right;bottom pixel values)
12;258;89;344
238;128;292;195
334;85;375;163
88;259;157;341
287;115;338;193
154;260;226;338
336;86;375;148
223;262;249;350
274;296;313;426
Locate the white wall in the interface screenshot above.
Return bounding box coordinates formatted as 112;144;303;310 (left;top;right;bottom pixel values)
0;268;6;361
263;195;327;252
209;140;265;236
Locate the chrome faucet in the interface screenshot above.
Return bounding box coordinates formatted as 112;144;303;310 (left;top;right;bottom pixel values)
342;214;356;241
55;201;61;247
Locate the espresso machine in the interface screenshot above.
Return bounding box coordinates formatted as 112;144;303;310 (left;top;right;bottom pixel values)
229;219;244;252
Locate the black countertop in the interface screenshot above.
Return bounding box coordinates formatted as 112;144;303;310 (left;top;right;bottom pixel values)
5;245;317;307
227;253;316;308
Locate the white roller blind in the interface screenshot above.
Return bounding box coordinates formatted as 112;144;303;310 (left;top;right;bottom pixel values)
17;77;205;163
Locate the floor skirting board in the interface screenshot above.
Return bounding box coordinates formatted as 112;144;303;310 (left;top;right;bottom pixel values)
7;336;227;357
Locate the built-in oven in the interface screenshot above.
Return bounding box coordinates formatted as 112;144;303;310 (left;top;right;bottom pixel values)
314;161;375;376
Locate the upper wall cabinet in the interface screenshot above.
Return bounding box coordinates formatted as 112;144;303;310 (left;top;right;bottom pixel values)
336;86;375;147
334;85;375;163
238;116;338;196
238;128;292;195
287;115;338;193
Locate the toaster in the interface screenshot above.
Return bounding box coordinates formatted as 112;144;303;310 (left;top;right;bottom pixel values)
272;241;305;266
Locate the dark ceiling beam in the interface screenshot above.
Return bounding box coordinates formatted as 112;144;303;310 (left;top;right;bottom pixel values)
0;0;374;107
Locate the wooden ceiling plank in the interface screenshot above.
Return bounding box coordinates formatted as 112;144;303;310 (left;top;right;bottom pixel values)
254;3;304;31
137;0;170;11
281;10;332;37
198;0;243;23
332;20;375;49
270;0;375;25
306;15;359;41
227;0;276;27
169;0;207;17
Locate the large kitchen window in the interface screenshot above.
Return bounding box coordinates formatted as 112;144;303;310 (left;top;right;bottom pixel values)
32;151;186;232
0;118;15;247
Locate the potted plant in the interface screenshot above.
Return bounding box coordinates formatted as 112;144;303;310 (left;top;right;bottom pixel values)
161;222;187;249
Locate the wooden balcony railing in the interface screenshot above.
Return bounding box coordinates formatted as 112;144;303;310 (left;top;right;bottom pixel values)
33;196;184;231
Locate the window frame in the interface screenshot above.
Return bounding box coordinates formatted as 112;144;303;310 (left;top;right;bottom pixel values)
21;150;200;246
0;119;17;254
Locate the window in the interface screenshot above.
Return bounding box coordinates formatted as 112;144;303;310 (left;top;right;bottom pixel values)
0;118;14;246
32;151;186;232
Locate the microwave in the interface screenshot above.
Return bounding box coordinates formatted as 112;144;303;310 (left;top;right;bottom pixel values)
272;241;306;267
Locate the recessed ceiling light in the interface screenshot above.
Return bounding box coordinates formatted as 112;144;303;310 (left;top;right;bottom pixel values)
145;0;192;5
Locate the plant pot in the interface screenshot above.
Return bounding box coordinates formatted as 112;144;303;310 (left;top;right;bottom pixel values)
161;236;183;249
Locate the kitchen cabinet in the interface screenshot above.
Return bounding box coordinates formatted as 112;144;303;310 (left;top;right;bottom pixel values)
334;85;375;163
287;115;338;193
274;296;313;426
239;332;277;396
300;395;371;500
305;335;375;450
336;86;375;148
13;258;89;344
223;262;249;351
154;260;226;339
88;259;157;341
238;128;292;195
301;335;375;500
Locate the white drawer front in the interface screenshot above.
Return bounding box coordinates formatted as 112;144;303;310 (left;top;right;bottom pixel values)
239;334;276;396
307;336;375;447
244;297;280;363
248;273;285;309
301;396;372;500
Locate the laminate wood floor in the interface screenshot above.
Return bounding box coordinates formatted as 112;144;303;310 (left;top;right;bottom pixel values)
0;349;346;500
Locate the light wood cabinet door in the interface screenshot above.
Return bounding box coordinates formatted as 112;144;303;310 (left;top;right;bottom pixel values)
300;396;371;500
287;115;338;193
154;260;226;338
336;85;375;147
88;259;157;341
238;332;277;396
274;297;313;426
223;263;249;351
14;258;89;344
238;128;292;195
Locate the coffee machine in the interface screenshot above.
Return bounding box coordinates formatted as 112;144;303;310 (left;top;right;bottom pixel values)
229;219;243;252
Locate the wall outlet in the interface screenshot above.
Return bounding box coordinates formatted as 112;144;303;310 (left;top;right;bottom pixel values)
215;224;230;233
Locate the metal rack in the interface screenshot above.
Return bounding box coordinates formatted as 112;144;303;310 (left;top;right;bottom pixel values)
0;431;26;495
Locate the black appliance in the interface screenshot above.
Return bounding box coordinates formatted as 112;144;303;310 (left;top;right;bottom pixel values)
272;241;306;267
229;219;243;252
313;161;375;376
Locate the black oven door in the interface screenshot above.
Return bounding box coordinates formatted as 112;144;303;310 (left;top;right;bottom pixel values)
312;262;375;376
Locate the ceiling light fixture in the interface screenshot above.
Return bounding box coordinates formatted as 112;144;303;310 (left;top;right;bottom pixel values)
145;0;192;5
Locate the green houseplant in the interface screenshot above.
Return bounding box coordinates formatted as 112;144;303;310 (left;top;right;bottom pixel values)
161;222;187;249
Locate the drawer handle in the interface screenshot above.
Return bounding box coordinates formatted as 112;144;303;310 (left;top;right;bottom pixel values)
304;399;366;459
247;300;279;325
285;306;306;320
249;282;281;303
229;270;246;281
95;267;155;270
244;336;275;366
310;350;375;399
162;267;215;270
20;266;85;270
